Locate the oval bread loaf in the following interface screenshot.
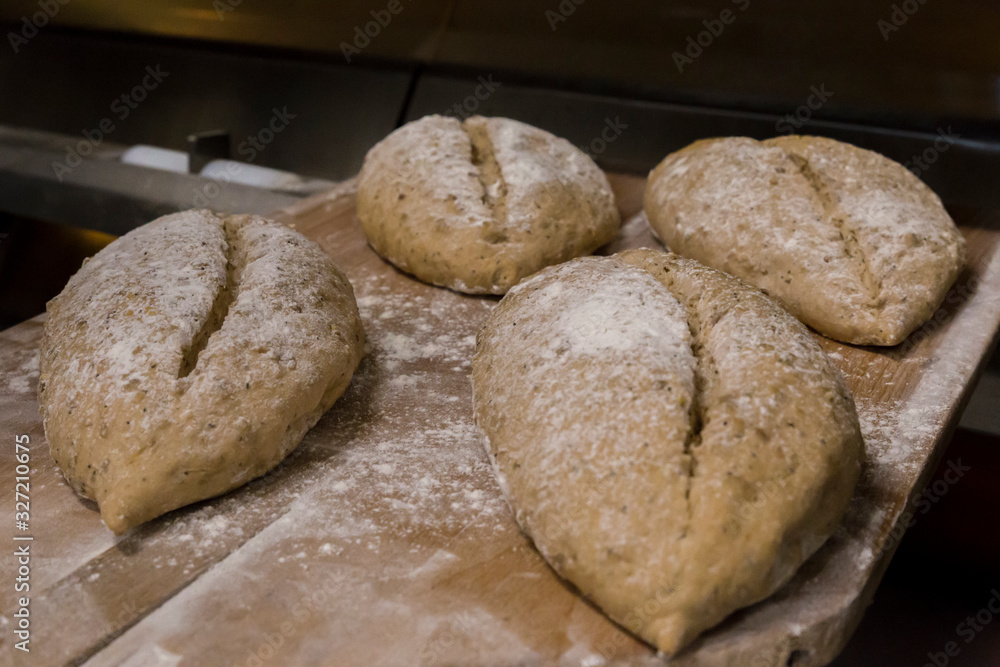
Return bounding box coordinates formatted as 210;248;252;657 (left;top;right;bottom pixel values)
472;249;863;655
644;135;966;345
357;114;621;294
38;210;365;534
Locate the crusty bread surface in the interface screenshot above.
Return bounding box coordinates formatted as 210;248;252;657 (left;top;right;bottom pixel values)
472;249;862;655
357;114;621;294
38;210;365;534
644;135;966;345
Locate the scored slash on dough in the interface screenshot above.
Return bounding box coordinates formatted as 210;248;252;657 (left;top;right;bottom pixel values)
463;117;510;242
782;151;882;307
179;214;243;379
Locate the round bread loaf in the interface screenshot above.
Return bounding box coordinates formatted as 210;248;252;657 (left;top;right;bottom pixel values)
472;249;862;655
356;114;621;294
644;135;966;345
38;210;365;534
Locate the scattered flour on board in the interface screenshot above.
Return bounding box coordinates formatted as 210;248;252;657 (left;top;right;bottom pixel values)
117;642;183;667
3;349;39;394
855;397;936;471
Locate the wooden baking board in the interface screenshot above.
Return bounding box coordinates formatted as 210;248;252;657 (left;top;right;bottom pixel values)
2;174;999;666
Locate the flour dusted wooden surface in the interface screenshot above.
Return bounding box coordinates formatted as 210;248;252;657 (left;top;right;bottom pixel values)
1;174;998;666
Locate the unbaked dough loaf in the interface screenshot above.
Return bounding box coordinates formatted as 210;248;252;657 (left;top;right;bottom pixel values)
357;114;621;294
472;249;862;655
38;210;365;534
644;135;966;345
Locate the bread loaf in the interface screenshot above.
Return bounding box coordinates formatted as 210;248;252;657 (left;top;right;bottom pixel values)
38;210;365;534
644;135;966;345
357;115;621;294
472;249;862;655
